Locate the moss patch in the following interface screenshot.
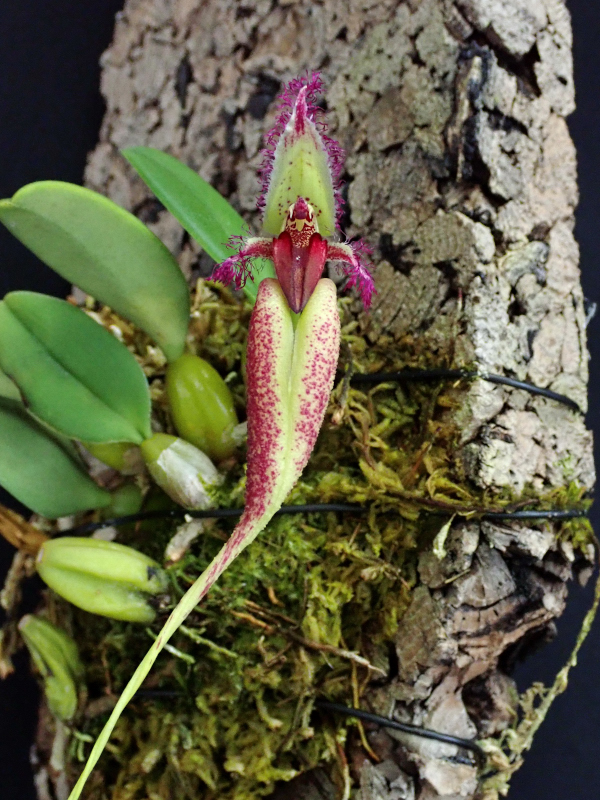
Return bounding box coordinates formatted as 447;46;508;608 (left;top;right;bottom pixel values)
38;283;591;798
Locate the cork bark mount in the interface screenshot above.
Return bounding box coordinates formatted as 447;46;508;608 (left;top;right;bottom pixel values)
45;1;594;799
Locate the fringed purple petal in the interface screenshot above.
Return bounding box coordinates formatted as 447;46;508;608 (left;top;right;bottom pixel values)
326;240;376;310
257;72;345;229
211;255;251;291
211;236;274;290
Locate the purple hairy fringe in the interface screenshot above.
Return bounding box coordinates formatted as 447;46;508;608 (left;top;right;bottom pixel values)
210;234;254;290
331;239;375;310
257;72;346;229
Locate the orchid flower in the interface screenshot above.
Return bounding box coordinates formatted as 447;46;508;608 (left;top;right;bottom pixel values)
213;73;373;313
68;73;374;799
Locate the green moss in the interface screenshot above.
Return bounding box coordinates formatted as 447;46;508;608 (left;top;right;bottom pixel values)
53;283;590;799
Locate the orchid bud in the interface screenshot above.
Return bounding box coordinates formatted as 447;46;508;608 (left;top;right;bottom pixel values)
19;615;84;721
140;433;221;509
36;537;167;623
165;354;238;461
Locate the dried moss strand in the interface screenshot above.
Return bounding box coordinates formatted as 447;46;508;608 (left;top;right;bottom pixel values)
479;553;600;795
350;370;582;413
285;631;386;676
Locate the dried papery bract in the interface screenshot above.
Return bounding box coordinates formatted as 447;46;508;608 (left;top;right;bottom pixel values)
141;433;222;509
67;73;369;799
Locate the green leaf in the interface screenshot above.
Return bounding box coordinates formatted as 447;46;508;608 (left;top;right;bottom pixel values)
0;367;82;460
0;367;82;461
0;292;152;443
0;368;22;403
0;402;110;518
122;147;276;302
0;181;190;361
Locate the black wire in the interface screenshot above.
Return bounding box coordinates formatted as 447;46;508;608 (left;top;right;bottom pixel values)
315;701;485;764
350;369;582;413
134;689;183;699
480;509;587;521
61;504;588;537
62;503;361;536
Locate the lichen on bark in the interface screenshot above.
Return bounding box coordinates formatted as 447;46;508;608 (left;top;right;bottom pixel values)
27;1;596;799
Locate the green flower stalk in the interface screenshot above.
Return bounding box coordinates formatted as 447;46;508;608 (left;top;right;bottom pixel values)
36;537;168;623
19;615;84;721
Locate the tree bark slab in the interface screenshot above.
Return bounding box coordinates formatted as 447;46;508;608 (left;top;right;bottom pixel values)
36;1;594;799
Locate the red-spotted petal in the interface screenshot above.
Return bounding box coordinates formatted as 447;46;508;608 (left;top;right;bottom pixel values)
236;277;340;537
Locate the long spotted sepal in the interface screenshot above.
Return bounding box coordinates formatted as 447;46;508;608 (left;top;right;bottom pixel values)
67;277;340;800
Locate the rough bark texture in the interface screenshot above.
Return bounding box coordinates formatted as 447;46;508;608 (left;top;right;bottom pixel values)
63;0;593;798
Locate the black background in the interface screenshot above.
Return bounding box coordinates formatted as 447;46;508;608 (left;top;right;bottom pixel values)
0;2;598;798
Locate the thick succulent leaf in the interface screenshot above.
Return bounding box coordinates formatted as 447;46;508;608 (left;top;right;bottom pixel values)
0;366;83;462
0;402;110;518
0;292;152;443
66;278;340;800
122;147;276;301
0;181;189;361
